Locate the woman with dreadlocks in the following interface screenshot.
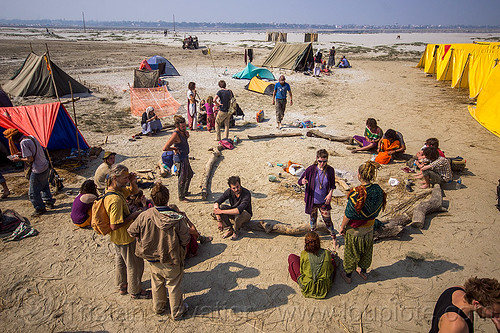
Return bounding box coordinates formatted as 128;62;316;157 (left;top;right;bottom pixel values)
339;161;386;284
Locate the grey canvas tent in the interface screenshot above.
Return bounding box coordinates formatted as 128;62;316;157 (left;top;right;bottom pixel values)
262;43;313;71
133;69;160;88
2;52;89;97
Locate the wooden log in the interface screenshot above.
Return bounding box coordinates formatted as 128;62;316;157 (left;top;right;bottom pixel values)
373;214;411;240
247;133;302;140
306;129;353;144
243;220;331;235
336;178;350;191
410;184;447;228
201;146;222;200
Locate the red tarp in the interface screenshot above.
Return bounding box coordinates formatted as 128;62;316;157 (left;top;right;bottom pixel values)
0;102;89;150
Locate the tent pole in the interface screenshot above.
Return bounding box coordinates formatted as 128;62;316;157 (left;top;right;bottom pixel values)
45;43;60;102
457;53;471;92
68;81;81;160
443;49;453;81
29;43;33;53
208;48;217;76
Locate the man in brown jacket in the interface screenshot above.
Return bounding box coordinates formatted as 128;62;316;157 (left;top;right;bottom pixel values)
128;182;190;319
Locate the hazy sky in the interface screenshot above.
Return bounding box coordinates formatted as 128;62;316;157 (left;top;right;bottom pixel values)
1;0;498;26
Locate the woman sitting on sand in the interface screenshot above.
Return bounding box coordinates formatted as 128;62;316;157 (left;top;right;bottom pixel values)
374;129;401;164
70;179;98;228
288;231;336;299
339;161;386;284
141;106;162;136
409;138;446;170
414;146;452;189
352;118;383;154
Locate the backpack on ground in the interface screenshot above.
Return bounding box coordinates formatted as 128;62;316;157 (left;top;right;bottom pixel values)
91;192;119;235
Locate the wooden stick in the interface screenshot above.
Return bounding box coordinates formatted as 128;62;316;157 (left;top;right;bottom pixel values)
68;81;81;159
247;133;302;140
45;43;60;102
201;146;222;200
306;129;353;144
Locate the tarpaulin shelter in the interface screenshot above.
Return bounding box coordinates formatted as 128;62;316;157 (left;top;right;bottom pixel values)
0;102;89;150
2;52;89;98
468;64;500;137
232;63;275;80
244;77;275;96
130;86;182;118
147;56;180;76
133;69;160;88
262;43;313;71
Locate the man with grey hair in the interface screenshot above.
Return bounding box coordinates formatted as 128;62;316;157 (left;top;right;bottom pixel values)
104;164;151;299
272;75;292;130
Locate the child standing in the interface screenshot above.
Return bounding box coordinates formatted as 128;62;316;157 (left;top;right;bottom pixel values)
205;96;215;132
187;82;198;130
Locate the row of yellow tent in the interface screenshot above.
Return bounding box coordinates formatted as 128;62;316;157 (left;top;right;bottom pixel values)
417;42;500;137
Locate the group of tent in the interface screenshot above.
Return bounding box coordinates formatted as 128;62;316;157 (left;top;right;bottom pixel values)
0;52;89;152
233;42;314;95
417;42;500;137
134;55;179;89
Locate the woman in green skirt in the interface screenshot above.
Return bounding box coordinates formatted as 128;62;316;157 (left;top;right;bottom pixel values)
339;161;386;283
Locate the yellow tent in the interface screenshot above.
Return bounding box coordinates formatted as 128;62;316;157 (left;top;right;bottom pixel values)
468;64;500;137
468;49;500;98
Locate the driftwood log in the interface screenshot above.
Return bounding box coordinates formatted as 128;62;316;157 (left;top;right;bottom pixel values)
410;184;447;228
238;185;446;240
201;146;222;200
247;133;302;140
306;129;353;144
374;184;447;239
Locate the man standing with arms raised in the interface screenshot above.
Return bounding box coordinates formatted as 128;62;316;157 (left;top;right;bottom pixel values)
272;75;293;130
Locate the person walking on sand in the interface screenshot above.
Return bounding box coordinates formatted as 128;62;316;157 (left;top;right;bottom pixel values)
187;82;198;130
163;115;194;202
298;149;337;245
214;80;234;141
7;129;56;216
272;75;292;130
339;161;386;284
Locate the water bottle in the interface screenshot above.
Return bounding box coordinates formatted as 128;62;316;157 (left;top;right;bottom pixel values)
456;177;462;189
371;154;376;161
233;135;238;145
266;162;273;167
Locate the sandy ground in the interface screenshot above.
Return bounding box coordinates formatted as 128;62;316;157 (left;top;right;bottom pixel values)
0;29;499;332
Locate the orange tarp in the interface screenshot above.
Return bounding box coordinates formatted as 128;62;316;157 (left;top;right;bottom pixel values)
130;86;182;117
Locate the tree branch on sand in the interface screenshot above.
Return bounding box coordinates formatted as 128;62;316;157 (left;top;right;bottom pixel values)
201;145;223;200
306;129;354;144
247;133;302;140
240;185;447;240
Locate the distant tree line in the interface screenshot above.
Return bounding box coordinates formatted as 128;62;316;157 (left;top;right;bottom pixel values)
0;19;499;32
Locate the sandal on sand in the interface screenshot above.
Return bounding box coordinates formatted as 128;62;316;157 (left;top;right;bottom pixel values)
356;268;368;281
199;235;213;244
341;271;352;284
222;229;234;239
230;233;239;241
131;290;152;299
119;283;128;295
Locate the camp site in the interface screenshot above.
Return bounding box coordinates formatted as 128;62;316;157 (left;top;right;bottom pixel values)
0;26;499;333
